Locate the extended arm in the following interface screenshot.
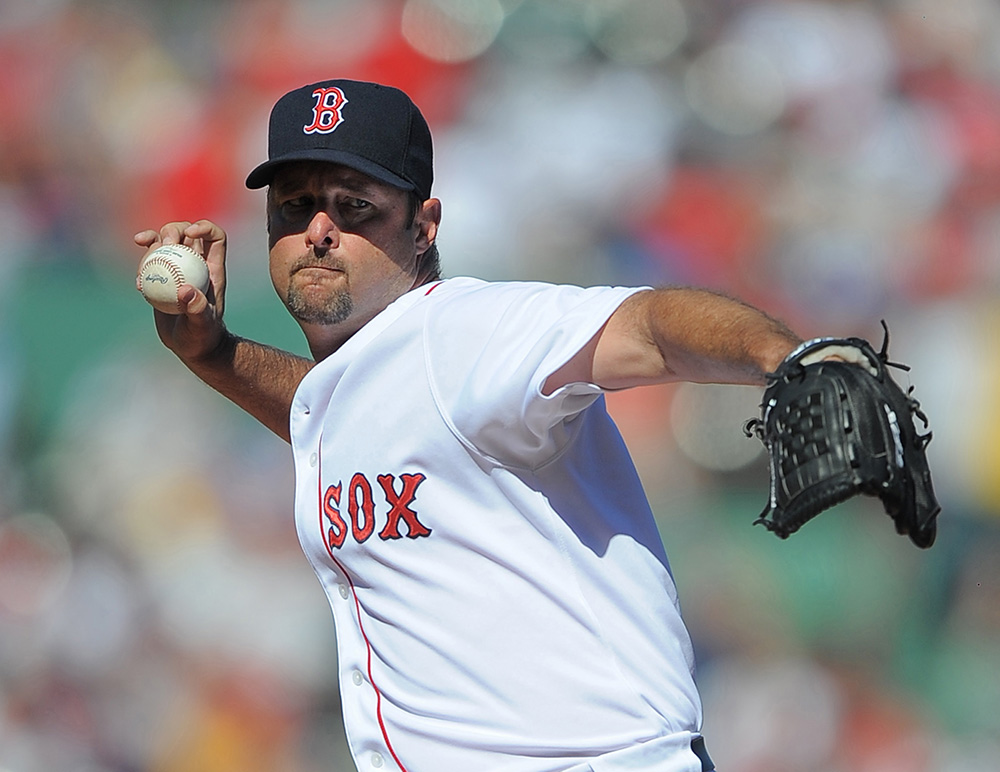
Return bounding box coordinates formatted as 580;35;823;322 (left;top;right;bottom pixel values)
136;220;312;442
546;287;802;393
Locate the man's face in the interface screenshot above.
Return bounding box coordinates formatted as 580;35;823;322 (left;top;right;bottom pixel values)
266;162;436;357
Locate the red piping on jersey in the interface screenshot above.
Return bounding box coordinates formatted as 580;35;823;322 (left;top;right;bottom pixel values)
317;439;410;772
424;281;443;295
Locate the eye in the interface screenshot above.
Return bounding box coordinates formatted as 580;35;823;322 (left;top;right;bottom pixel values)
342;197;371;212
337;197;375;224
279;195;314;218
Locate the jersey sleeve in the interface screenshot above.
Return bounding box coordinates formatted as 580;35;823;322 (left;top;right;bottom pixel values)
423;280;646;469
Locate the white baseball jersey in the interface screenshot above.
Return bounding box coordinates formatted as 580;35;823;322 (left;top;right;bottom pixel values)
289;277;706;772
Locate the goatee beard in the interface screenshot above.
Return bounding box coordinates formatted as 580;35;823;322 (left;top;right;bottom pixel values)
286;286;354;325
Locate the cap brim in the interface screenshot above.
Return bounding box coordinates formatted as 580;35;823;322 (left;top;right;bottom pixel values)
245;149;418;191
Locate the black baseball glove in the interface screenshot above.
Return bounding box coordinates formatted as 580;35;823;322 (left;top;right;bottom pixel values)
745;325;940;548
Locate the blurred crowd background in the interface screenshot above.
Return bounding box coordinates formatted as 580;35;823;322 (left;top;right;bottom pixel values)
1;0;999;770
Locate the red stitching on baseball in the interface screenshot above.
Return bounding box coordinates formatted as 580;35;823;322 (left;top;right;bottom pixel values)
143;257;185;285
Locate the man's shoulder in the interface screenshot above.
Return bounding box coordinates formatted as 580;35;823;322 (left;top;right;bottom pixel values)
424;276;592;307
426;276;541;295
425;276;645;316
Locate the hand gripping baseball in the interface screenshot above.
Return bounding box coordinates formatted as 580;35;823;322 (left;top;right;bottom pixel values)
134;220;229;363
745;323;940;548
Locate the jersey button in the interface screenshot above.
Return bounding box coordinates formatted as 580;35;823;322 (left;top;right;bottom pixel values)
371;752;384;768
309;452;318;467
351;669;364;686
338;584;349;599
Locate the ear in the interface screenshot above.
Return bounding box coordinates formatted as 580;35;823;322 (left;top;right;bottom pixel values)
414;198;441;253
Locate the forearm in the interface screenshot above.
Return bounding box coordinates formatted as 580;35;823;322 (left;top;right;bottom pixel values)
589;287;802;390
182;330;314;442
642;287;802;385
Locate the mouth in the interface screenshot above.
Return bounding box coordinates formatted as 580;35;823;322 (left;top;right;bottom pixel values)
291;262;345;281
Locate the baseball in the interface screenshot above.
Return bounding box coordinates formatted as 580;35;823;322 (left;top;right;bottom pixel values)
138;243;211;314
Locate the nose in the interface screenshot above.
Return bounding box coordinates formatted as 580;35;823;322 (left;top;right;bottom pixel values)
305;211;340;250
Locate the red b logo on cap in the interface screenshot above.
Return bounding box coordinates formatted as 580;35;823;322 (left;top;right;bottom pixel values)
304;87;348;134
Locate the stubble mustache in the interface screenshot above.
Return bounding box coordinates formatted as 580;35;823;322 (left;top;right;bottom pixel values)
289;250;347;274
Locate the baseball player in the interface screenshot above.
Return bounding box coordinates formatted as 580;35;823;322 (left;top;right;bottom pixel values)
135;79;808;772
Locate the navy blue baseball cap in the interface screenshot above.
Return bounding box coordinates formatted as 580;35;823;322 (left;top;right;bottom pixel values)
246;79;434;200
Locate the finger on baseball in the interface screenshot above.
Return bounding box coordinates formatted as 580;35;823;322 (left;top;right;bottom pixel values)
183;219;226;243
177;284;209;315
157;222;193;246
134;229;160;248
187;220;228;266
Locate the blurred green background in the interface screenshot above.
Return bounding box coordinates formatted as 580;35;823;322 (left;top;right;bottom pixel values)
1;1;998;770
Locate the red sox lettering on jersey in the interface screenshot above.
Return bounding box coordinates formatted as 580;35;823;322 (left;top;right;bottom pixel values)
304;86;348;134
322;472;431;554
